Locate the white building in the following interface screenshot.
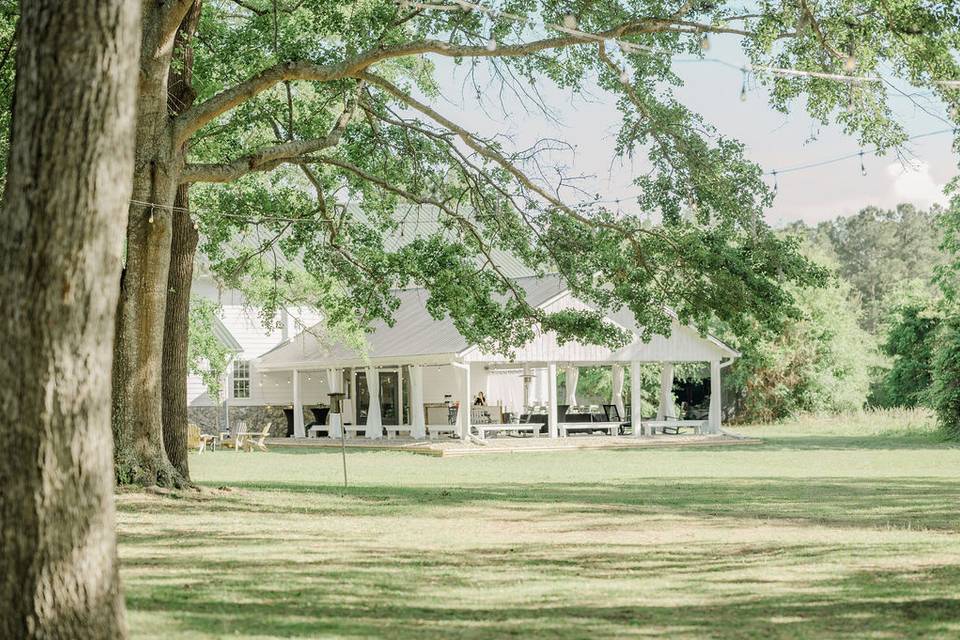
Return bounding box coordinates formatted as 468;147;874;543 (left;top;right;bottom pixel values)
186;271;324;436
249;275;739;440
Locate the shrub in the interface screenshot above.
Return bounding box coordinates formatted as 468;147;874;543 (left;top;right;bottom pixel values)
870;303;940;408
931;315;960;439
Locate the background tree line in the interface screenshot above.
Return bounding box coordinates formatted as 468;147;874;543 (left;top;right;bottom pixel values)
716;202;956;429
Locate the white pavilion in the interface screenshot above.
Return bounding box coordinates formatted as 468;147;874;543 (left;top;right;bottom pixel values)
256;275;739;440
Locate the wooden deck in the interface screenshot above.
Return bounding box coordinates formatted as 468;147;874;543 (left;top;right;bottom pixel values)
263;433;761;457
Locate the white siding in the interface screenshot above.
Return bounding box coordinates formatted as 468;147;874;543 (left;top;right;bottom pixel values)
188;275;325;407
463;292;729;364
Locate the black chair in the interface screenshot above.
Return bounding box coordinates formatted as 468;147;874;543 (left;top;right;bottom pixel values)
603;404;621;422
305;406;330;437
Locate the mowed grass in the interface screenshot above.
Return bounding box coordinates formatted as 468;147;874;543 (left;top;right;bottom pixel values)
117;409;960;639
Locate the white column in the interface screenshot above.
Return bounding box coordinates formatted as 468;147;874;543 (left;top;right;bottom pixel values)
547;362;558;438
460;364;471;439
630;360;643;437
398;365;405;429
709;360;722;433
564;365;579;405
293;369;305;438
657;362;674;421
410;365;426;439
610;364;625;421
365;367;382;439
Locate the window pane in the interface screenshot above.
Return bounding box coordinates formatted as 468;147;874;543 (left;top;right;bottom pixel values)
233;379;250;399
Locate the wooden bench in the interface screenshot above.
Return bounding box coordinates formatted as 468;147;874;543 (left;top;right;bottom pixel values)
641;420;707;435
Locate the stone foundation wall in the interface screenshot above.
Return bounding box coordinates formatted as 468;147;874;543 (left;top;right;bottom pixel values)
188;405;320;437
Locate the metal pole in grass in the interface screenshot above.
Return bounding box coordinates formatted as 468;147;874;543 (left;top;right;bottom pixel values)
328;392;347;488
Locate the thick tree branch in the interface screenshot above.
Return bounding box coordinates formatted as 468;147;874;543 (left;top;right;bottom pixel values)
158;0;199;49
173;15;764;144
180;88;359;183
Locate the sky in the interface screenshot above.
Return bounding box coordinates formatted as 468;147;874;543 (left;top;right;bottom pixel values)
433;34;956;226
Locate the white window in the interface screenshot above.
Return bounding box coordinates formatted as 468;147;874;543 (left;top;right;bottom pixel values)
232;360;250;399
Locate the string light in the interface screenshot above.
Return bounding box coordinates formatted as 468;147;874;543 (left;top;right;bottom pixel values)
740;68;748;102
700;33;710;52
859;150;867;176
148;207;155;224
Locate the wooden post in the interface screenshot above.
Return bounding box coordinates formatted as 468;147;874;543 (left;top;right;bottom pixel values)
709;360;722;433
547;362;558;438
293;368;305;438
631;361;643;437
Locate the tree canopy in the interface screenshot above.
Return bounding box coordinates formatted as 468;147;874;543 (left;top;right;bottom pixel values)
177;0;960;354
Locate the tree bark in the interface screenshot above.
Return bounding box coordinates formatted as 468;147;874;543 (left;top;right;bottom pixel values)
160;0;203;482
0;1;140;638
112;2;195;487
162;184;199;479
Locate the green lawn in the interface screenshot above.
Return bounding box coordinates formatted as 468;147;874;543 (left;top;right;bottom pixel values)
117;409;960;639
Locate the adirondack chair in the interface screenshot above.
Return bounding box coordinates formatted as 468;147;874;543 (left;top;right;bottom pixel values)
240;423;271;452
220;421;247;451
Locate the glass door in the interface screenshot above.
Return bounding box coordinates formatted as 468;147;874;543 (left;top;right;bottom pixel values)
354;370;399;426
379;372;399;426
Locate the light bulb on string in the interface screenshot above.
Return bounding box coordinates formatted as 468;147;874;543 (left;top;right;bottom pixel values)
844;55;857;72
740;68;748;102
563;14;578;30
700;33;710;51
771;170;779;195
148;206;155;224
859;150;867;176
486;36;497;51
619;67;631;85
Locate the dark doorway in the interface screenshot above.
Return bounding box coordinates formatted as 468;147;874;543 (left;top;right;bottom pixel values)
355;370;399;426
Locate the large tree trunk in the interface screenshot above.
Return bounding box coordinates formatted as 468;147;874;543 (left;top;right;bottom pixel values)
162;184;199;479
113;2;193;487
0;1;140;638
160;0;203;482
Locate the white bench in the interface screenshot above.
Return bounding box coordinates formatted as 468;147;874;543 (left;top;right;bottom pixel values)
641;420;707;435
427;424;458;440
475;423;544;439
558;422;621;437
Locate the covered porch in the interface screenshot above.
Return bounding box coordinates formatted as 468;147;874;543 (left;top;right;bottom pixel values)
255;279;738;442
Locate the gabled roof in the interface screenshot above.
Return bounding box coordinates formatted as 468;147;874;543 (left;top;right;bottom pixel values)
212;315;243;352
256;275;738;369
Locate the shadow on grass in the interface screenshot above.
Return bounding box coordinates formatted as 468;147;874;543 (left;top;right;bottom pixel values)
118;477;960;533
122;548;960;639
747;434;955;451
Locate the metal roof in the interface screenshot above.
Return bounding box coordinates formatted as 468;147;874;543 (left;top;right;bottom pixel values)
212;315;243;352
257;275;738;369
257;275;566;367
